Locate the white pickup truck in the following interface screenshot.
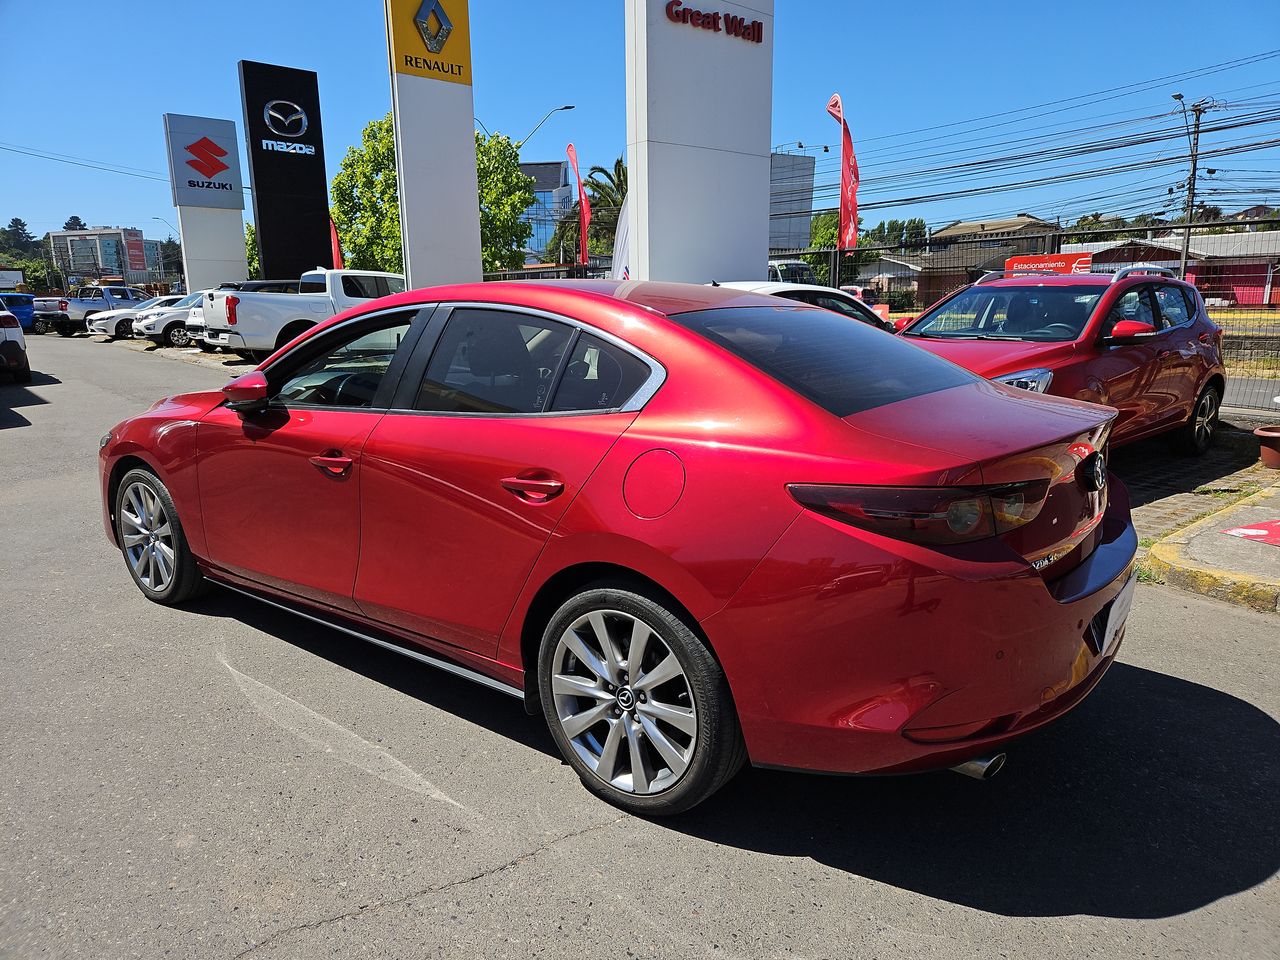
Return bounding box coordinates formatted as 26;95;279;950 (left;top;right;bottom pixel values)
202;268;405;360
35;285;152;336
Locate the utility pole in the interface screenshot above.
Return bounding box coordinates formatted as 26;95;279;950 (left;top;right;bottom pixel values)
1179;103;1203;279
1173;94;1218;279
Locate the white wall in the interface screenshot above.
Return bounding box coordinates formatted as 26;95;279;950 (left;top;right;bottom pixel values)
625;0;774;282
177;207;248;291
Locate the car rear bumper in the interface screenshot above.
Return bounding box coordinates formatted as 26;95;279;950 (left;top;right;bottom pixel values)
702;477;1137;775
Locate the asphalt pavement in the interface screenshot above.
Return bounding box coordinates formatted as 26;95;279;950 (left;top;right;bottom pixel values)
2;335;1277;959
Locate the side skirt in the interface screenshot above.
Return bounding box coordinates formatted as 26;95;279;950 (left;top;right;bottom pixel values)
214;580;525;701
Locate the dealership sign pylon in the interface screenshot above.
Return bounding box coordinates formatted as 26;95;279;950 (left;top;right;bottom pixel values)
162;113;248;292
384;0;482;288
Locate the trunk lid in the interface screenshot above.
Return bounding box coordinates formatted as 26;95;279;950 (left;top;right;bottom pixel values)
846;379;1115;577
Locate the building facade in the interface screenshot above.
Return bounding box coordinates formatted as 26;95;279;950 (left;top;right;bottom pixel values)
769;152;815;250
48;227;166;285
519;161;574;261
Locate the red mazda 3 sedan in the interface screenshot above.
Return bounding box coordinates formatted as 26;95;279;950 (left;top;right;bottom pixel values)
100;280;1138;815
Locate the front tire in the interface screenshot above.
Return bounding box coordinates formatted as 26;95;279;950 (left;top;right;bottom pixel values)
163;323;192;348
114;318;132;339
56;325;76;337
114;468;206;605
537;585;745;816
1172;384;1220;456
197;339;218;353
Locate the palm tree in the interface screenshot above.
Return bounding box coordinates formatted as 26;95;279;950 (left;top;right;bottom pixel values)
543;156;627;263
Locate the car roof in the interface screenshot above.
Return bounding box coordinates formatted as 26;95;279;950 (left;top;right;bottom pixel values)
713;281;850;296
383;279;793;316
973;271;1190;288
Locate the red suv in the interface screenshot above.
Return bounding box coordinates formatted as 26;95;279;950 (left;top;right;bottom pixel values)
899;266;1226;454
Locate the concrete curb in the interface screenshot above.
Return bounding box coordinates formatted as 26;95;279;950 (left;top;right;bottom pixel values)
1145;482;1280;613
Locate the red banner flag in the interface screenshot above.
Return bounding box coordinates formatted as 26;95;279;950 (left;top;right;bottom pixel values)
566;142;591;266
826;93;859;250
329;218;345;270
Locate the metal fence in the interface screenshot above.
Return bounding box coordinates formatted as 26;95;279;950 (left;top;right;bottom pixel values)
771;225;1280;413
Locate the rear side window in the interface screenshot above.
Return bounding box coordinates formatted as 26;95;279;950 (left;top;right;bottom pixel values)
416;309;574;414
342;275;383;299
299;273;326;294
550;334;651;412
671;305;975;417
1153;284;1193;327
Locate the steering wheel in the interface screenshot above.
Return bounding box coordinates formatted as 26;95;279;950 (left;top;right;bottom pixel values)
1039;323;1078;337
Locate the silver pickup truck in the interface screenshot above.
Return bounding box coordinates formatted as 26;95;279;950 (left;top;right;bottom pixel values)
35;285;151;336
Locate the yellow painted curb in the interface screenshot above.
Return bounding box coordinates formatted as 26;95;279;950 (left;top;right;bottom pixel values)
1146;483;1280;614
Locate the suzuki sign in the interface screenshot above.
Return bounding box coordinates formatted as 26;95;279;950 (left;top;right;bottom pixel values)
163;114;244;211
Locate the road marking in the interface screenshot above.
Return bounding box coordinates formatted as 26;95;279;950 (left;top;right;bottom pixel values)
217;650;472;814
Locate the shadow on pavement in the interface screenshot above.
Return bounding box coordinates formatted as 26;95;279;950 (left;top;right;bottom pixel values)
1110;427;1261;509
0;372;62;429
674;662;1280;919
187;588;558;758
186;586;1278;919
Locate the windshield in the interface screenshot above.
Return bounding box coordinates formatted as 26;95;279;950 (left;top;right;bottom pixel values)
671;305;974;417
905;284;1104;342
168;292;203;309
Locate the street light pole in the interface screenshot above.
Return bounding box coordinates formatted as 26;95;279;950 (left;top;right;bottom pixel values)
517;105;575;148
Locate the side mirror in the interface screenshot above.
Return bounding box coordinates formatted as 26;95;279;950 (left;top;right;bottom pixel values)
223;370;268;413
1105;319;1157;344
893;316;915;332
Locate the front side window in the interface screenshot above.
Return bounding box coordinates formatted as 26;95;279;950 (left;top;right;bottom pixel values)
1102;286;1158;336
274;317;413;409
1153;284;1192;327
672;305;975;417
416;309;573;414
906;284;1104;342
550;334;651;412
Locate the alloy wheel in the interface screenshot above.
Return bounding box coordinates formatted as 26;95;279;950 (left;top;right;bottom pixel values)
551;609;698;795
120;481;176;592
1195;390;1218;448
168;326;191;348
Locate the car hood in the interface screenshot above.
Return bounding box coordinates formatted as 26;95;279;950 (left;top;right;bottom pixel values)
898;335;1076;378
91;308;135;320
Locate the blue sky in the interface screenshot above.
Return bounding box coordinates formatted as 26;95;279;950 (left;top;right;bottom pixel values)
3;0;1278;241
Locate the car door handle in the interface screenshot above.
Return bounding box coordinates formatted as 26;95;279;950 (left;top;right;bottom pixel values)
501;476;564;503
309;452;353;478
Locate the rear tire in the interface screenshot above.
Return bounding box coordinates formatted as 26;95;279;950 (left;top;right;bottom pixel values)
1172;384;1220;456
537;584;746;816
197;340;218;353
14;358;31;383
114;468;207;605
32;318;50;335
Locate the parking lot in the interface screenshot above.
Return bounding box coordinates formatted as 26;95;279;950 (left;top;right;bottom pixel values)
2;335;1277;959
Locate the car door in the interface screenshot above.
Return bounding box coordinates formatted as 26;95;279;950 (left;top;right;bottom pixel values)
1150;283;1202;422
353;304;659;656
1092;284;1165;439
196;308;425;611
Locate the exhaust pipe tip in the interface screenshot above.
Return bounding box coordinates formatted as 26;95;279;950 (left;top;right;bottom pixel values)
950;752;1006;781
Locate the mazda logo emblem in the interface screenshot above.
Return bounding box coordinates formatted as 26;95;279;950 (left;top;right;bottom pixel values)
1079;452;1108;493
264;100;308;138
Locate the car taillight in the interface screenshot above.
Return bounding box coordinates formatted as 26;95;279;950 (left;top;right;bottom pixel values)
59;299;68;311
0;314;19;328
788;481;1050;546
226;295;239;325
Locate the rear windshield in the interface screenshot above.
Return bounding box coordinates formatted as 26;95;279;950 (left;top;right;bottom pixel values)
671;305;975;416
906;284;1105;342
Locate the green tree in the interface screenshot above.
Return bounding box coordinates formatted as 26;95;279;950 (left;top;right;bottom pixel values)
158;236;183;282
330;113;403;273
331;112;540;274
244;222;261;279
3;217;35;255
63;215;87;231
475;131;535;271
